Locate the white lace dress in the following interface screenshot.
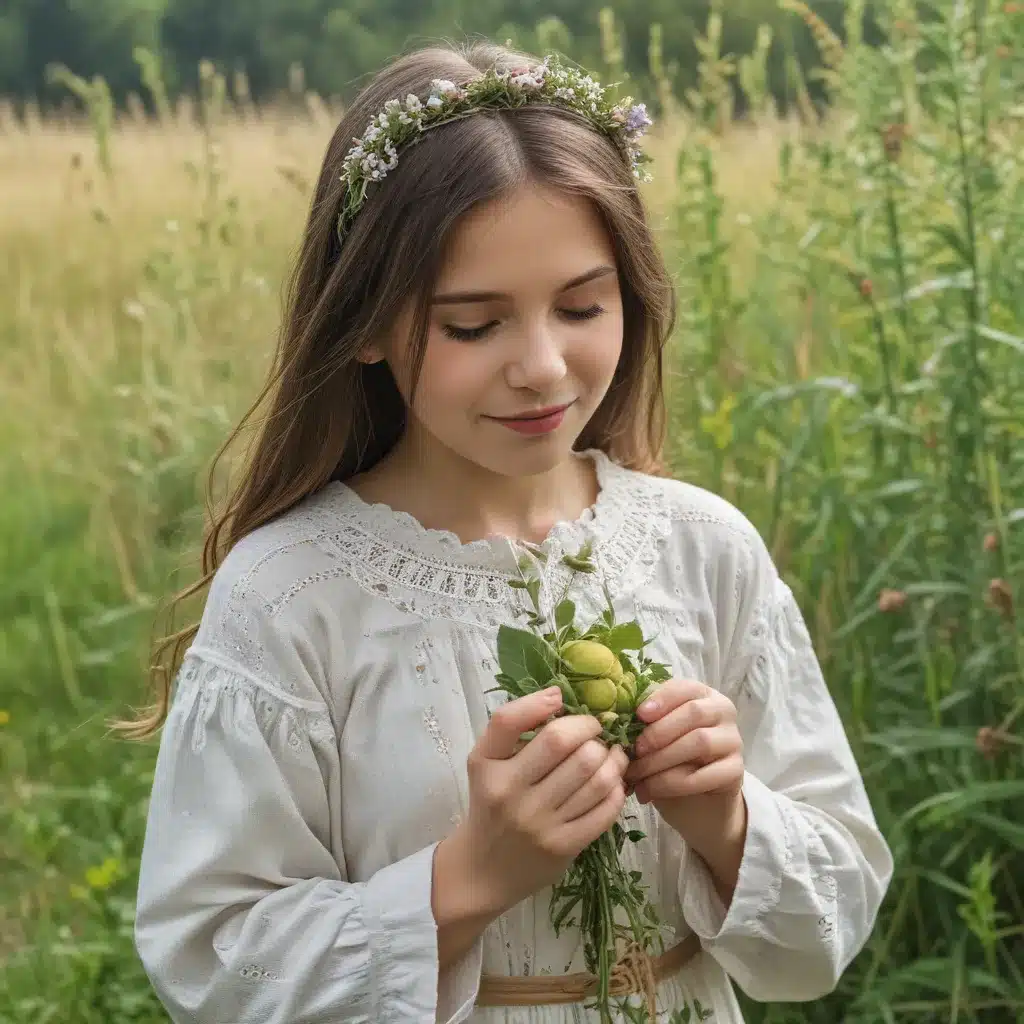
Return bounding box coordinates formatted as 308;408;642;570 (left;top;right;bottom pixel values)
134;449;893;1024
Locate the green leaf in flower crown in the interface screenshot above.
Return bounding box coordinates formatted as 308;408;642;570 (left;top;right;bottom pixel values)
605;621;644;652
554;598;575;630
497;626;557;687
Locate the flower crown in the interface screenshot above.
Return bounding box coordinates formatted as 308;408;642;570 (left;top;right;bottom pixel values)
337;56;654;244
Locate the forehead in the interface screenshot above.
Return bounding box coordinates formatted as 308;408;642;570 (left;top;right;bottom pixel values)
436;183;615;290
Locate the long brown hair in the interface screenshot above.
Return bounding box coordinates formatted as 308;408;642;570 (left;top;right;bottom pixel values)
110;39;676;741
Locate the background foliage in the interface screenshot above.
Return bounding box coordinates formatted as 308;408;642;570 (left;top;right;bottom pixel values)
2;0;861;115
1;1;1023;1022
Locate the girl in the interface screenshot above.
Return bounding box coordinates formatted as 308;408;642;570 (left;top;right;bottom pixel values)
125;41;893;1024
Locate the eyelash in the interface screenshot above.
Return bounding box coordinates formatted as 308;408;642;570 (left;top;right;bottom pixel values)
441;304;606;342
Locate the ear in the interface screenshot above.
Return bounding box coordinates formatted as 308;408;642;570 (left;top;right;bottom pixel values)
356;344;386;365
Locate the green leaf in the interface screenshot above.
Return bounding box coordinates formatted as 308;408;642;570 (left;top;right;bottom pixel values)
554;674;581;709
507;578;528;589
901;780;1024;827
562;555;596;573
551;893;582;932
554;598;575;630
606;621;644;651
496;625;557;687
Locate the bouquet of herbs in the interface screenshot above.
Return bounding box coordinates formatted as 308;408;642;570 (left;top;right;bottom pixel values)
489;539;673;1022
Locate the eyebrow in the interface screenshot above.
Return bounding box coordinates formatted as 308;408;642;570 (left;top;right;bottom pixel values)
430;264;617;305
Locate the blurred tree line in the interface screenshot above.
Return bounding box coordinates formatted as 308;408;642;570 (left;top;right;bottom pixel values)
0;0;869;114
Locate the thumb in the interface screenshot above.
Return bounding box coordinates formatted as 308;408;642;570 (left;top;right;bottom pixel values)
477;687;563;760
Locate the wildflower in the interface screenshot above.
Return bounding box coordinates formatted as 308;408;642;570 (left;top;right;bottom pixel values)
430;79;461;98
85;856;123;891
122;300;145;322
983;532;999;552
405;94;422;112
426;95;443;110
859;277;874;299
976;726;1008;759
878;588;907;613
987;578;1014;620
881;123;907;162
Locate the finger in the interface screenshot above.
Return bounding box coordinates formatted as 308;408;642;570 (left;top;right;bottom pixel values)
476;687;564;760
550;744;629;821
552;776;627;853
626;726;740;783
526;738;614;811
637;754;745;802
634;693;732;757
635;678;713;724
626;724;741;778
514;714;604;785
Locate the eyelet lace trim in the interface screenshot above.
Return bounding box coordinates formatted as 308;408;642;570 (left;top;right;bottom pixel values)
231;448;751;630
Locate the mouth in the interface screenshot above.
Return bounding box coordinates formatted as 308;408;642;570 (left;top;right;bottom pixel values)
487;400;576;436
494;402;574;422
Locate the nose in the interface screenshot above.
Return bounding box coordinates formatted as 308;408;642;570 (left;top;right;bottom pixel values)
504;317;568;392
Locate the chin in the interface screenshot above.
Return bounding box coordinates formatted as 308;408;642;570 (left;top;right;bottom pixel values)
474;435;584;478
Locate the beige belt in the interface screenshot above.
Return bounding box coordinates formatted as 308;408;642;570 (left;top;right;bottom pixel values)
476;932;702;1007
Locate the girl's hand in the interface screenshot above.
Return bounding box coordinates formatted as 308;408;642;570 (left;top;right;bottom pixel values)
623;679;747;897
448;687;629;916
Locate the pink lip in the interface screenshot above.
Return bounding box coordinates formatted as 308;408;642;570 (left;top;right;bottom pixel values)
489;402;574;436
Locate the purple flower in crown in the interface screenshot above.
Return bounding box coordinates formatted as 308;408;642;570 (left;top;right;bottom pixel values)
624;103;653;135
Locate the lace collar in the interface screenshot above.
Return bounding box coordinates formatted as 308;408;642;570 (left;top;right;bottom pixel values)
299;448;674;628
325;448;628;570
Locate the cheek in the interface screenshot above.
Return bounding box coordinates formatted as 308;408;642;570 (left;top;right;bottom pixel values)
408;338;494;418
571;309;624;385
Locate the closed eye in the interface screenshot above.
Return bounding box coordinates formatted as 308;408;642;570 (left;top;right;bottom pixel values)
440;304;606;342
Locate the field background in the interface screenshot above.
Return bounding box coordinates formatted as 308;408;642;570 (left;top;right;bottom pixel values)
2;2;1023;1022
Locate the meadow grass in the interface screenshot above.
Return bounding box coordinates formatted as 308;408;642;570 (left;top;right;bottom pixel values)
1;4;1023;1021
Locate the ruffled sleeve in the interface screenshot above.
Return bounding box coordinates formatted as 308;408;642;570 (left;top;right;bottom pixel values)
134;564;480;1023
678;535;894;1002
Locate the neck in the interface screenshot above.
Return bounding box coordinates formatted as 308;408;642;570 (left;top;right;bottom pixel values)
356;431;598;546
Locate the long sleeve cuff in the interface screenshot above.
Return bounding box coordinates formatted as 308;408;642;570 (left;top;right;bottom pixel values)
680;771;789;942
364;842;483;1023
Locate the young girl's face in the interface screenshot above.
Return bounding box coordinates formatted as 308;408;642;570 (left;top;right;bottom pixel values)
369;182;624;480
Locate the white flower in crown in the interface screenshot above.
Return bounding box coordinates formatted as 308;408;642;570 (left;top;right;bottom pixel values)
430;79;463;98
337;56;655;241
